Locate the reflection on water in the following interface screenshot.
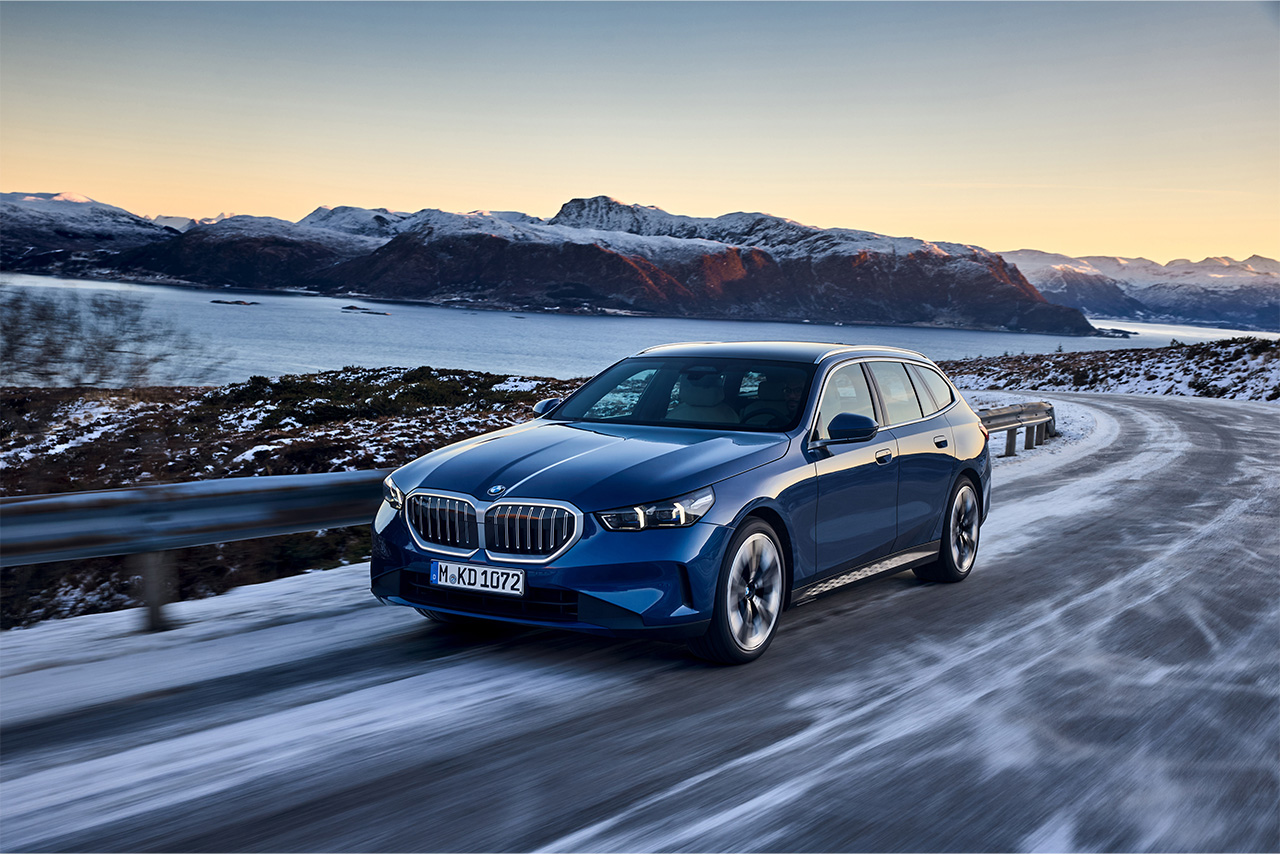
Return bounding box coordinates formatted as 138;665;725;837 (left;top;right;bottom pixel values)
2;273;1274;386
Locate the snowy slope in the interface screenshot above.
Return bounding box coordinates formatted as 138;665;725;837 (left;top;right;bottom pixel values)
1;192;143;225
297;205;415;237
0;192;175;262
549;195;1002;262
940;337;1280;401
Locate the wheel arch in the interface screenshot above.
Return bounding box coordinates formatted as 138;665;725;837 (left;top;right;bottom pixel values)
954;466;984;518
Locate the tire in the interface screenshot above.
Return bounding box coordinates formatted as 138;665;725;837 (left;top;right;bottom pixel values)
914;477;981;583
689;518;786;665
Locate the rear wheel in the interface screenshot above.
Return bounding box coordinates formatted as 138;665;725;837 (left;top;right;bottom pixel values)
689;518;785;664
914;477;980;583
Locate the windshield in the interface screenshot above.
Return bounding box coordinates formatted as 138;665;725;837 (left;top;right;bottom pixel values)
550;357;817;431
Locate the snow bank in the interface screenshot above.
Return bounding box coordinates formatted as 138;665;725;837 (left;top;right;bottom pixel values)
941;337;1280;402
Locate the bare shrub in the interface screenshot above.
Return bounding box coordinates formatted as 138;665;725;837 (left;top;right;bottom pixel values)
0;287;216;387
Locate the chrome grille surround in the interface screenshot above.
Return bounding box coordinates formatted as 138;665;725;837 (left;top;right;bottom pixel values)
405;492;480;557
401;490;582;564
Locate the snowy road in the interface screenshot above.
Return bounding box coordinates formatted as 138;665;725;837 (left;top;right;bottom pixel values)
2;393;1277;852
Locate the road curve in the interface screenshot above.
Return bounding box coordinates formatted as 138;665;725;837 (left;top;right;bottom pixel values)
1;393;1276;852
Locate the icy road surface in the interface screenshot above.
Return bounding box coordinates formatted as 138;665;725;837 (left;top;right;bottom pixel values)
1;393;1276;852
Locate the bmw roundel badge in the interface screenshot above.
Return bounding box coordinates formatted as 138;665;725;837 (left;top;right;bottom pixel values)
487;485;506;496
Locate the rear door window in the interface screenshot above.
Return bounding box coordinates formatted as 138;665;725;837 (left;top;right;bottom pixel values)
868;361;924;425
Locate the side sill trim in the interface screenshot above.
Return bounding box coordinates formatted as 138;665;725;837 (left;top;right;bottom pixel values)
792;540;940;605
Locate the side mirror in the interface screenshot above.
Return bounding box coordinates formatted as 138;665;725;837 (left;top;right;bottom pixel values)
531;398;562;416
812;412;879;448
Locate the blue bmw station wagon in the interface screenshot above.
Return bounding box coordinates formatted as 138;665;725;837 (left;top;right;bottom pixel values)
372;341;991;663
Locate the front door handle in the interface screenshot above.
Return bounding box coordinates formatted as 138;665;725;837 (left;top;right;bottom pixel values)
875;448;893;465
934;435;949;449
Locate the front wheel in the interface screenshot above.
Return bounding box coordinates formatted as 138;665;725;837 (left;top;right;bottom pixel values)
689;518;785;665
914;477;980;583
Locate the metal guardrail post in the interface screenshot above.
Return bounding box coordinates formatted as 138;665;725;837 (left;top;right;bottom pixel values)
1004;429;1018;457
1024;424;1036;450
133;551;173;632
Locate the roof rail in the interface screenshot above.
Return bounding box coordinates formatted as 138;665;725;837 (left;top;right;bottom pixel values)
818;345;930;363
634;341;723;354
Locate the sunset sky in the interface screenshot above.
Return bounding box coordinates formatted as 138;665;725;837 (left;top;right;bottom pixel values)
2;1;1277;262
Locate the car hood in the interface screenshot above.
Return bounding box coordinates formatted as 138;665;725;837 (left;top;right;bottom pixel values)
391;420;790;511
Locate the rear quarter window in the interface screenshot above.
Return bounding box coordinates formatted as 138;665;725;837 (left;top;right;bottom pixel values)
910;364;955;416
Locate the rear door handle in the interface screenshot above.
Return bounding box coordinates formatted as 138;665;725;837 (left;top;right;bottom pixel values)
934;435;948;449
875;448;893;465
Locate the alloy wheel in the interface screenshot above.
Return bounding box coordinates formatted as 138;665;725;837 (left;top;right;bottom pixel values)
725;532;783;652
949;483;980;573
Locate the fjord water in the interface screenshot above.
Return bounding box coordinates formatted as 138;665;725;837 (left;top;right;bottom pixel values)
4;274;1274;386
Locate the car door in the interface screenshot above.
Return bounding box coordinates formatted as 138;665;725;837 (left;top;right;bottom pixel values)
865;360;956;552
811;361;899;575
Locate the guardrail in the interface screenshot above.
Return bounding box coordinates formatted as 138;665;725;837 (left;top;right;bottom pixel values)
976;402;1056;457
0;403;1058;631
1;470;387;630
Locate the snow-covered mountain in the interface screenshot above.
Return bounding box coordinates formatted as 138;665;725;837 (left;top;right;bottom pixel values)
297;205;415;238
1003;249;1280;330
299;196;1088;333
0;192;176;264
2;192;1092;333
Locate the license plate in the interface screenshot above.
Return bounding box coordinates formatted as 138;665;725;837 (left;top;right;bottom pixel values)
430;560;525;597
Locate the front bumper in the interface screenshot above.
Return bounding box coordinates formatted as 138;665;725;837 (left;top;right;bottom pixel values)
371;502;728;638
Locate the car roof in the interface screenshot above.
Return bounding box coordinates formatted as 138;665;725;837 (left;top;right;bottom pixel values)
633;340;933;365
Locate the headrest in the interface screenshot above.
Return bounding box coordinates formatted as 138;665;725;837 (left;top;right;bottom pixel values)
756;379;786;401
679;373;725;407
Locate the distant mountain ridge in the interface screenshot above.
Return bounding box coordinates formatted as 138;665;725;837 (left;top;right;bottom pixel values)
145;212;238;232
0;191;1099;334
1002;249;1279;331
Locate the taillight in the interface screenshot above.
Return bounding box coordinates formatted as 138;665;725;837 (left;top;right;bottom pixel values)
978;422;989;442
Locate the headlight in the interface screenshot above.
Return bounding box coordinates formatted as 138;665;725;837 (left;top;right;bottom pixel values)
596;487;715;531
382;475;405;510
